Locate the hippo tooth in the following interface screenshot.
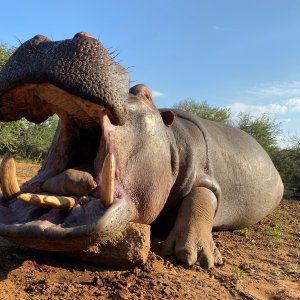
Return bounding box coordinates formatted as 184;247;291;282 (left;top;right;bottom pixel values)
17;193;46;207
79;195;91;205
17;193;75;209
101;153;115;207
0;152;21;199
43;195;75;210
17;193;32;203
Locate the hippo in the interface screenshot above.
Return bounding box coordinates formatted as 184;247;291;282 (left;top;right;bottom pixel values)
0;33;283;268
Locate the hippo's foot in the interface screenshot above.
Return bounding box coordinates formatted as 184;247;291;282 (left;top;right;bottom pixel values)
163;187;223;268
163;223;223;268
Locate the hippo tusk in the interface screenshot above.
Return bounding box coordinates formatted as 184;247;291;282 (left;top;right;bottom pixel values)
17;193;76;210
101;153;115;207
0;152;21;199
43;195;76;210
17;193;46;207
17;193;33;203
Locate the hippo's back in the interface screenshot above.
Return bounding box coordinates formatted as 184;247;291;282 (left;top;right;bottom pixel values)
172;110;283;230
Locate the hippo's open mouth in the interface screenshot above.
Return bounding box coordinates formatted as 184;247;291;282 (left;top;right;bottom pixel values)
0;33;135;250
0;83;135;250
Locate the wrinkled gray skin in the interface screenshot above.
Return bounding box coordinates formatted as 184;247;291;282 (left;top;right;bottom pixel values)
0;33;283;268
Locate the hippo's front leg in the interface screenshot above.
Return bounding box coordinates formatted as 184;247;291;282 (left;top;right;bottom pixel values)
163;187;223;268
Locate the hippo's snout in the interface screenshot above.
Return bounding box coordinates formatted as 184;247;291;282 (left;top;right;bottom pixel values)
0;32;130;125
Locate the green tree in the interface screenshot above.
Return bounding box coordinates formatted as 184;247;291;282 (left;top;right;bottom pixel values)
0;119;27;152
237;113;281;156
0;43;21;152
0;43;58;161
173;99;231;123
17;116;59;161
0;116;58;161
0;43;14;69
272;146;300;194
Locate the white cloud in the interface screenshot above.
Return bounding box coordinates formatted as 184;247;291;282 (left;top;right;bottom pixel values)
278;118;292;123
228;97;300;118
152;90;164;97
229;102;288;117
284;98;300;112
246;81;300;98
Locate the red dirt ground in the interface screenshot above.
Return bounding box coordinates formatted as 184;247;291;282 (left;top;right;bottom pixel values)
0;162;299;299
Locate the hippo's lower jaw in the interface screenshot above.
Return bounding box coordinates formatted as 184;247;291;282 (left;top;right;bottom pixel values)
0;83;135;251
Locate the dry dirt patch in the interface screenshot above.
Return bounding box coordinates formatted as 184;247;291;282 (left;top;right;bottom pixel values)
0;162;298;299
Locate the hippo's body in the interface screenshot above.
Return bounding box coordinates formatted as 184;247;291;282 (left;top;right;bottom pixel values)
0;33;283;268
163;109;282;230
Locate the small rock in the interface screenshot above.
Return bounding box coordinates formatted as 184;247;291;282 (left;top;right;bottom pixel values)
92;276;99;286
162;287;171;296
69;223;150;267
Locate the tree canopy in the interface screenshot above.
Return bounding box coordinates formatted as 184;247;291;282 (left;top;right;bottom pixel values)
236;112;281;156
173;99;231;124
0;43;14;69
0;43;58;161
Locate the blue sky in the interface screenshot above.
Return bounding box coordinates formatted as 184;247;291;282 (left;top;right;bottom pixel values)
1;0;300;143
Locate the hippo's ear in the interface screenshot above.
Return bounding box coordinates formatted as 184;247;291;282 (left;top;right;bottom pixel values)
160;110;174;126
129;84;155;109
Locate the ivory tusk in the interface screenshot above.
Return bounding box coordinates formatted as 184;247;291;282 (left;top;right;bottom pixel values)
17;193;33;203
101;153;115;207
0;152;21;199
43;195;76;210
17;193;46;207
17;193;75;210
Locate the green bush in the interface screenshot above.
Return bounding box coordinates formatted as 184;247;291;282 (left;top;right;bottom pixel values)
272;146;300;194
173;99;231;124
0;116;58;162
236;112;281;157
0;43;14;70
0;43;58;162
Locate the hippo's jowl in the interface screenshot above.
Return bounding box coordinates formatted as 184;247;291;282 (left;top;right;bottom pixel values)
0;33;283;268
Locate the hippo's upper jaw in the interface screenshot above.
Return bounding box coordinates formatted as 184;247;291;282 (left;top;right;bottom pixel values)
0;33;130;125
0;33;139;251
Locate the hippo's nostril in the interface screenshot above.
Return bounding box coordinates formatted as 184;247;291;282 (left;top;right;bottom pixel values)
73;32;95;40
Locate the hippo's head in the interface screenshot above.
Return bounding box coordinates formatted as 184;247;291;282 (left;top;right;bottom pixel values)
0;33;175;251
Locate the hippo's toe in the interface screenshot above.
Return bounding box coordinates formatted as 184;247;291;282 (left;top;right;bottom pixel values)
163;228;223;268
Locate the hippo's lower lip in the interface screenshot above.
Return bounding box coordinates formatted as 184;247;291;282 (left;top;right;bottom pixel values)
0;83;135;249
